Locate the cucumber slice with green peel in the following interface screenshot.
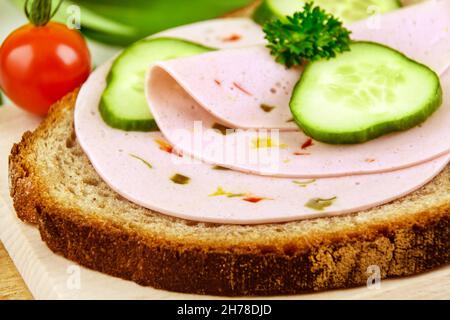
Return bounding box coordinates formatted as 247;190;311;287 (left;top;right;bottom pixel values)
100;38;213;131
290;42;442;145
253;0;401;25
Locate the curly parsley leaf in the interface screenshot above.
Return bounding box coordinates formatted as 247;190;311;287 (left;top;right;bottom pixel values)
263;2;352;68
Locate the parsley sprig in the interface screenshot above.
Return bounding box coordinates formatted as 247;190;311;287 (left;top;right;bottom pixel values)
263;2;352;68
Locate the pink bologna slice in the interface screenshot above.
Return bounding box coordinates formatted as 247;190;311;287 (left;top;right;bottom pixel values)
154;17;266;49
350;0;450;76
75;19;450;225
146;0;450;178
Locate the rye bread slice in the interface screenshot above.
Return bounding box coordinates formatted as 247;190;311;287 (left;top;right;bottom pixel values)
8;91;450;296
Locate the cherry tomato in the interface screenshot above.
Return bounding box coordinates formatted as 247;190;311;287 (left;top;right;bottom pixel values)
0;22;91;115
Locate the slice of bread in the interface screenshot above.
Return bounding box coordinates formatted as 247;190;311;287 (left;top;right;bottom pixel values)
8;91;450;296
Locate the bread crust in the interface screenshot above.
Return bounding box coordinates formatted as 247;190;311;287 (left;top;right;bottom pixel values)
8;92;450;296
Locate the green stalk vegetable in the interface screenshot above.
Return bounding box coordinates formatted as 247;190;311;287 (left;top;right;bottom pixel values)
11;0;255;46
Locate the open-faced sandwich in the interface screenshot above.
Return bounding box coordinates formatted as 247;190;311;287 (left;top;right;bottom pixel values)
8;0;450;296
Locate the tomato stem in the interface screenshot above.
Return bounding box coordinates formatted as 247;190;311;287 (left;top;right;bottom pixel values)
24;0;63;26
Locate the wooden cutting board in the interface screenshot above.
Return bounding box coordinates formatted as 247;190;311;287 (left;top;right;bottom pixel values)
0;241;32;299
0;105;449;300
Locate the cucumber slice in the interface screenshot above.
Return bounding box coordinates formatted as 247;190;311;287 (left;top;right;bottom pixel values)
290;42;442;144
253;0;401;25
100;38;213;131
